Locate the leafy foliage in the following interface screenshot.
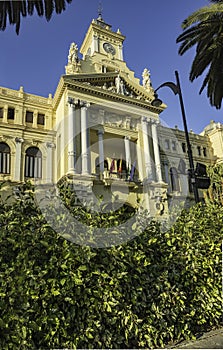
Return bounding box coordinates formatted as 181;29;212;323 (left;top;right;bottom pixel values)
176;2;223;109
204;163;223;204
0;183;222;349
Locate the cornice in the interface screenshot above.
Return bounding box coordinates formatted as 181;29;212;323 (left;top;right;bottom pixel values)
62;77;164;114
103;125;137;139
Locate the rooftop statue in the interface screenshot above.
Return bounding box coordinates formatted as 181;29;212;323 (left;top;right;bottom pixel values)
65;42;81;74
68;42;79;64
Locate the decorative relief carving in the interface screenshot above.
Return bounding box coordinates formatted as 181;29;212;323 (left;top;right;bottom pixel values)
150;188;166;200
82;76;145;100
32;140;41;146
102;113;138;130
25;95;48;105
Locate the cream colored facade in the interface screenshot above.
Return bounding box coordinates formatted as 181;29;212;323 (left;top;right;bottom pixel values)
201;120;223;164
0;14;219;216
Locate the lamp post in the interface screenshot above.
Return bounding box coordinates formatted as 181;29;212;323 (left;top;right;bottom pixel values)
151;70;200;203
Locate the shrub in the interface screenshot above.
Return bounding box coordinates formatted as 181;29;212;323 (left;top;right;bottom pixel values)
0;185;222;349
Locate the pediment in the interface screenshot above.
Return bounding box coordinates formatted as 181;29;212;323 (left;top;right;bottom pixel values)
63;72;155;104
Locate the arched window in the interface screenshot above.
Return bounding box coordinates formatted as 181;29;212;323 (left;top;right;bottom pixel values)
0;142;10;174
170;167;180;192
25;147;42;178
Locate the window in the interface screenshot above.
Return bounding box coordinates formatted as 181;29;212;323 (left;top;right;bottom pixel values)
25;111;33;123
25;147;42;178
203;147;207;157
172;141;177;151
0;142;10;174
164;139;170;150
7;108;15;120
0;107;3;118
197;146;201;156
37;113;45;125
182;142;186;153
170;167;180;192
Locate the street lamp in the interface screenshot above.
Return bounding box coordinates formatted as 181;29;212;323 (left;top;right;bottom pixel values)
151;70;200;203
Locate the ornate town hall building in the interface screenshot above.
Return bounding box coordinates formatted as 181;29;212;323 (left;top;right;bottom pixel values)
0;13;220;217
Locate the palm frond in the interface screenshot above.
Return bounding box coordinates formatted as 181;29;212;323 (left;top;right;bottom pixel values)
0;0;73;34
44;0;54;21
182;4;223;29
177;2;223;109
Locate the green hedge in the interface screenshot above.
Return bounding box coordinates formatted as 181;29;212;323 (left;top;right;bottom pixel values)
0;186;222;349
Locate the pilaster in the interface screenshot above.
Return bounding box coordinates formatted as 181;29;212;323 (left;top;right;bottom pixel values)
67;97;77;174
141;117;153;181
14;137;24;182
150;119;162;182
81;101;90;175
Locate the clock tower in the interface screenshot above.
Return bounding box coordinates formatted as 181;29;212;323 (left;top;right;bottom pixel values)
79;13;125;62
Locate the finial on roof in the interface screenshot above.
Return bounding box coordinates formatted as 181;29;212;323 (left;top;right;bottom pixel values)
97;1;103;20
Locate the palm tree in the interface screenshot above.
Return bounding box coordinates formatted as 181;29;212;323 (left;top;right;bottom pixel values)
176;1;223;109
0;0;72;35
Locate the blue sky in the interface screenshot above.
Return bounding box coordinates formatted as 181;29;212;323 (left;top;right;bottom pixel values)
0;0;222;133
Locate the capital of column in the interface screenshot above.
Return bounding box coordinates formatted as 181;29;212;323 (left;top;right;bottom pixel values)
46;142;55;148
80;101;91;109
68;97;90;108
124;135;130;141
149;118;160;125
142;116;148;123
15;137;24;143
97;129;104;136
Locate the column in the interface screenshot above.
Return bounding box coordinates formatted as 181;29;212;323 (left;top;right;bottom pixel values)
33;110;38;128
141;117;153;181
118;44;123;60
60;112;65;177
67;99;77;174
136;139;143;181
3;105;8;123
46;142;54;183
81;102;90;175
124;136;131;172
93;34;99;52
14;137;24;181
151;120;162;182
163;161;169;185
98;130;104;174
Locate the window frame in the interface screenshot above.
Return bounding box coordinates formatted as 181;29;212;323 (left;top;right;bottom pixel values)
25;147;42;178
0;142;11;174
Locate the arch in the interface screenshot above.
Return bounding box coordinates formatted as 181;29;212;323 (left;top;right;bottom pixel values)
0;142;10;174
25;146;42;178
170;167;180;192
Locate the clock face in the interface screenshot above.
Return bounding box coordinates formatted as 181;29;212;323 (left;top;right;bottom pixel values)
103;42;116;55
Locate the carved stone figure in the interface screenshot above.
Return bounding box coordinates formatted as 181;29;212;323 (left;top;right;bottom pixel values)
68;42;79;64
65;42;81;74
142;68;152;89
115;75;125;94
108;82;116;93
